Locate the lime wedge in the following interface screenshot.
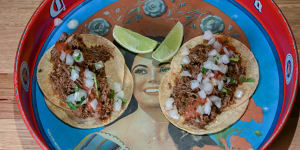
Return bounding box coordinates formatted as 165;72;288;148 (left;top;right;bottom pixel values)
152;22;183;62
113;25;158;53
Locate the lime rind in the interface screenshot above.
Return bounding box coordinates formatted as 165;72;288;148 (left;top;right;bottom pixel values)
113;25;158;54
152;22;184;62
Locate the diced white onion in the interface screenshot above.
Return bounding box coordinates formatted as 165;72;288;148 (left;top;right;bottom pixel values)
95;61;104;70
216;57;223;64
214;101;222;109
217;80;224;90
181;48;190;56
220;54;230;64
234;90;244;98
223;47;230;56
207;72;215;78
197;73;203;82
218;64;228;74
67;89;87;105
209;95;222;108
203;60;219;71
208;37;216;45
74;89;87;101
73;49;84;63
210;95;221;101
202;77;210;84
214;41;222;50
84;78;94;89
113;82;122;92
203;82;213;94
208;49;219;57
165;98;174;111
114;90;125;100
198;90;206;99
181;56;191;64
168;107;180;120
199;83;204;90
74;66;80;72
65;54;74;66
208;56;215;62
226;77;231;84
203;30;214;40
60;51;66;62
190;80;200;90
196;105;204;115
211;78;218;86
204;99;212;115
84;69;94;79
114;100;122;111
180;71;192;77
70;69;79;81
90;99;98;111
66;94;75;104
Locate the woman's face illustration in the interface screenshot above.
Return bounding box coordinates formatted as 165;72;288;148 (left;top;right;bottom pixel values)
132;53;170;109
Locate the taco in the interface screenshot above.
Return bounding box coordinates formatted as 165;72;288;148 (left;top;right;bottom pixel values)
37;33;133;128
43;65;133;128
159;31;259;135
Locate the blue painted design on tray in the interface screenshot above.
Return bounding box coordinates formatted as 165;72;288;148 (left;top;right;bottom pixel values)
88;18;110;36
200;15;225;33
143;0;166;17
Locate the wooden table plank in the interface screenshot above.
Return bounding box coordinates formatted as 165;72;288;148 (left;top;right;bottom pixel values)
0;0;298;149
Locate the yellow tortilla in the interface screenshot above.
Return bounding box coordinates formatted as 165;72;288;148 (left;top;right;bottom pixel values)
37;34;133;128
45;65;133;128
159;35;259;135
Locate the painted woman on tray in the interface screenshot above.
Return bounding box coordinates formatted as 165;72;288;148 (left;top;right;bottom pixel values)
99;36;218;150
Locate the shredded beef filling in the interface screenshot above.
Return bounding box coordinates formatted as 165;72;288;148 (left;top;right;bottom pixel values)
171;41;245;129
50;48;75;100
49;33;114;121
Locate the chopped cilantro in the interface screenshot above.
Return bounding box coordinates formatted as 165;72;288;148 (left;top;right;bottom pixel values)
239;76;255;83
75;85;79;92
76;96;86;107
230;57;240;62
221;88;228;93
74;53;82;61
38;69;43;72
109;89;115;98
230;79;237;84
93;74;99;98
118;97;127;103
81;96;85;101
215;56;220;60
71;66;75;69
67;101;77;110
202;68;209;74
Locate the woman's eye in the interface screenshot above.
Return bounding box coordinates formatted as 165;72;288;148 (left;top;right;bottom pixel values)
160;68;170;73
134;69;147;74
